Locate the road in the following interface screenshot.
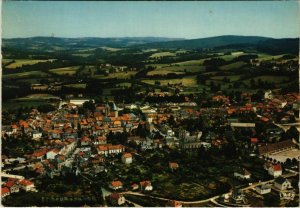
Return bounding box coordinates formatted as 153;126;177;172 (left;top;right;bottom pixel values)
120;171;298;207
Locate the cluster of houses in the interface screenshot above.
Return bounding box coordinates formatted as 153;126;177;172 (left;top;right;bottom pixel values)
1;177;36;199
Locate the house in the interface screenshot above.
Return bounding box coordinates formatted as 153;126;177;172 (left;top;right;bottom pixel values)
4;180;20;193
18;179;35;192
46;149;60;160
97;144;125;156
140;180;153;192
166;200;182;208
255;184;271;195
264;163;282;177
109;193;125;206
274;177;292;190
258;139;295;156
279;189;295;200
234;168;251;179
32;131;42;140
2;187;10;198
131;183;139;191
169;162;179;170
122;153;133;164
109;181;123;190
231;189;246;204
81;136;91;146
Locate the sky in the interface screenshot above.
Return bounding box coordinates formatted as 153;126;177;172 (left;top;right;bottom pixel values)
2;1;299;39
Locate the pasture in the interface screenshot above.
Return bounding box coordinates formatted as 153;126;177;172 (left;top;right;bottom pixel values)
142;75;197;87
5;59;55;69
3;71;49;79
49;66;80;75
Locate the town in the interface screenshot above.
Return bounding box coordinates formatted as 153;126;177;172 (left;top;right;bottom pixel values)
1;88;299;207
1;1;299;207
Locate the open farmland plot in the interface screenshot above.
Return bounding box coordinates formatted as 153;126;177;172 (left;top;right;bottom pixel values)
150;51;176;58
49;66;80;75
220;61;246;70
106;71;137;79
2;100;56;111
6;59;56;69
142;75;198;87
211;75;241;82
3;71;49;79
64;83;87;89
243;75;289;85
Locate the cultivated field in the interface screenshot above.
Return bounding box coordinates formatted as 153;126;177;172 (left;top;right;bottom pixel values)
5;59;55;69
3;71;49;79
49;66;80;75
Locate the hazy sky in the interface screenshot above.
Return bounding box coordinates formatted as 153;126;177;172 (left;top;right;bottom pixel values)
2;1;299;39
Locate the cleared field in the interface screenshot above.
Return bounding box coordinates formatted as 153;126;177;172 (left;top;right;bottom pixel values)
150;51;176;58
211;75;241;82
175;59;207;66
64;83;86;89
104;71;137;79
142;75;197;87
15;94;60;101
3;71;49;79
49;66;79;75
72;53;92;57
147;65;205;75
220;61;246;70
117;82;132;88
243;75;289;84
6;59;55;69
101;46;122;52
257;54;284;61
2;99;58;111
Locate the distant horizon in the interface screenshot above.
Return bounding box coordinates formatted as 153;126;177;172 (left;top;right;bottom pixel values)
3;34;299;40
2;1;299;39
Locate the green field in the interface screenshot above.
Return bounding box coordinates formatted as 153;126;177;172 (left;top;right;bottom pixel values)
147;65;205;75
64;83;87;89
220;61;246;70
211;75;241;82
15;94;61;101
94;71;137;79
243;75;289;84
142;75;197;87
49;66;80;75
5;59;55;69
3;71;49;79
101;46;122;52
150;51;176;58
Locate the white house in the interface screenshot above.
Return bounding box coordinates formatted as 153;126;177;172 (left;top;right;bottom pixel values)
18;180;35;192
32;131;42;140
279;190;295;200
46;149;60;160
264;163;282;177
121;153;133;164
140;181;153;192
109;193;125;206
274;177;292;190
109;181;123;190
234;168;251;179
255;184;271;195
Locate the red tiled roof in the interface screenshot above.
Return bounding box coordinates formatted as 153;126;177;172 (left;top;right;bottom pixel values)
111;181;123;187
273;164;282;171
2;187;10;195
140;180;151;187
19;180;33;186
122;153;132;158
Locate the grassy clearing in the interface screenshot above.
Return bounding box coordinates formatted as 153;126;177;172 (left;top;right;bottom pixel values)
100;47;122;52
174;59;207;66
15;94;60;101
6;59;55;69
257;54;285;61
64;83;87;89
142;75;197;87
3;71;49;79
147;65;205;75
95;71;137;79
243;75;289;84
150;51;176;58
117;82;132;88
72;53;92;57
2;100;57;111
49;66;80;75
220;61;246;70
211;75;241;82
